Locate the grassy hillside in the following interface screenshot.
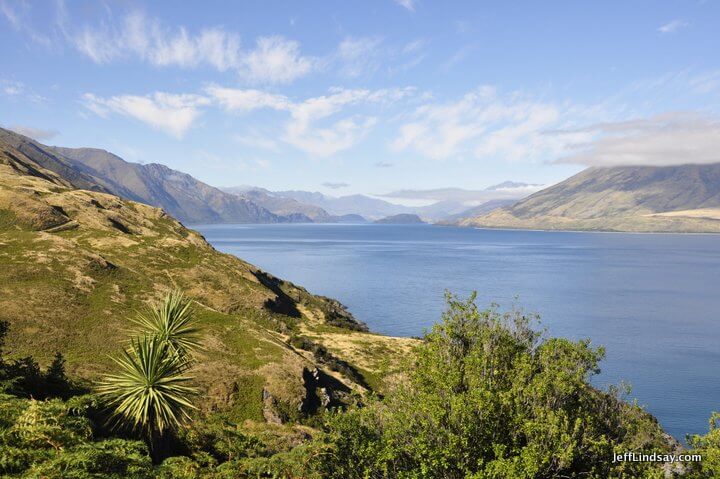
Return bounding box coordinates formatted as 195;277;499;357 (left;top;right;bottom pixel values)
462;164;720;232
0;136;412;425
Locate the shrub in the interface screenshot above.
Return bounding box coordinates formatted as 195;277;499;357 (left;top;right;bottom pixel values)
312;293;671;478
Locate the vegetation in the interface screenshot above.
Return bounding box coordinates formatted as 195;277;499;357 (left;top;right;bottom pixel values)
3;292;720;477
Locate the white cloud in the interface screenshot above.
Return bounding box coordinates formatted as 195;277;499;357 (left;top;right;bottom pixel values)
336;36;384;78
7;125;59;141
2;79;24;96
394;0;416;12
391;86;584;161
239;36;314;84
658;19;689;34
82;92;210;138
555;112;720;167
209;86;414;157
73;11;242;70
69;11;314;84
206;85;290;112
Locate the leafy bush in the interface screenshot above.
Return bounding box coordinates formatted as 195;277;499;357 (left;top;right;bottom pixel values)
686;412;720;477
311;293;672;478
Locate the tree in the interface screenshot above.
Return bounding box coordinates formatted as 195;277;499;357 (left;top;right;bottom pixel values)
98;290;201;462
314;292;671;478
130;289;201;358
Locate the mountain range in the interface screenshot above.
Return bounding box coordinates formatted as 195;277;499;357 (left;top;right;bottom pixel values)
0;127;536;224
9;126;719;232
461;164;720;232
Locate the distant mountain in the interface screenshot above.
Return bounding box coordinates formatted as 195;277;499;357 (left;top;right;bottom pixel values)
374;213;425;224
461;164;720;232
0;127;287;224
222;186;332;222
278;190;411;220
379;183;542;221
442;199;518;222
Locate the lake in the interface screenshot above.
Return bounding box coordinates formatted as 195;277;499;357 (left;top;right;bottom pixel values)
194;223;720;441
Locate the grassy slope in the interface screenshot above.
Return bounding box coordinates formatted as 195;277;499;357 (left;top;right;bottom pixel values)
0;142;413;426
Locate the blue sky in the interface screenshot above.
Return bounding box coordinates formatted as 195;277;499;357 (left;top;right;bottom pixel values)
2;1;720;199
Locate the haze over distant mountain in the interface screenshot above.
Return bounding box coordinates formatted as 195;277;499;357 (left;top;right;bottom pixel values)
277;190;411;220
0;127;284;224
226;181;541;223
381;182;543;221
222;186;331;222
461;164;720;233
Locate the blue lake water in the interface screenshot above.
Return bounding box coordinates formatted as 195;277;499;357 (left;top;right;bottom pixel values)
194;223;720;441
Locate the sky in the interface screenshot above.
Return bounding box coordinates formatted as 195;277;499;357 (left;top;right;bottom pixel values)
1;0;720;199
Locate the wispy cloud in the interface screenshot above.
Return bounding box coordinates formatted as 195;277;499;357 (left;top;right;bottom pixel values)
1;79;47;103
82;92;210;138
322;182;350;189
0;0;52;46
555;112;720;167
207;86;415;157
441;44;476;71
239;36;315;84
658;19;689;34
381;185;542;203
7;125;59;141
394;0;416;12
1;79;24;96
206;85;291;112
336;36;384;78
374;161;393;168
390;86;593;162
69;11;315;84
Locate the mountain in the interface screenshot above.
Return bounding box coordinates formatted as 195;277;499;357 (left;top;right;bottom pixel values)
0;130;412;425
461;164;720;232
0;127;284;224
441;199;518;222
278;190;411;220
379;183;543;221
222;186;333;222
374;213;425;224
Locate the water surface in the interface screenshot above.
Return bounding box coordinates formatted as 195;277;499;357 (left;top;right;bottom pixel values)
194;223;720;441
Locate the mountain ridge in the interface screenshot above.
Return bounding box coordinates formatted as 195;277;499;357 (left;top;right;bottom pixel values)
461;164;720;232
0;127;290;224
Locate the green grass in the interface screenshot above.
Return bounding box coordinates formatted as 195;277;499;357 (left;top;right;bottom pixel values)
218;374;266;423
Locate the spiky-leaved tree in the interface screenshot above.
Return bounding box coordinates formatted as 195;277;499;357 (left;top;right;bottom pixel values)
130;290;201;357
98;291;200;461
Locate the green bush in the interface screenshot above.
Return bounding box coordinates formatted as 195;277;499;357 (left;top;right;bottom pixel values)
311;293;671;478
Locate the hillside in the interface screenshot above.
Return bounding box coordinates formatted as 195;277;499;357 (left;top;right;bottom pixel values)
0;136;414;425
462;164;720;233
441;199;517;222
0;128;285;224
